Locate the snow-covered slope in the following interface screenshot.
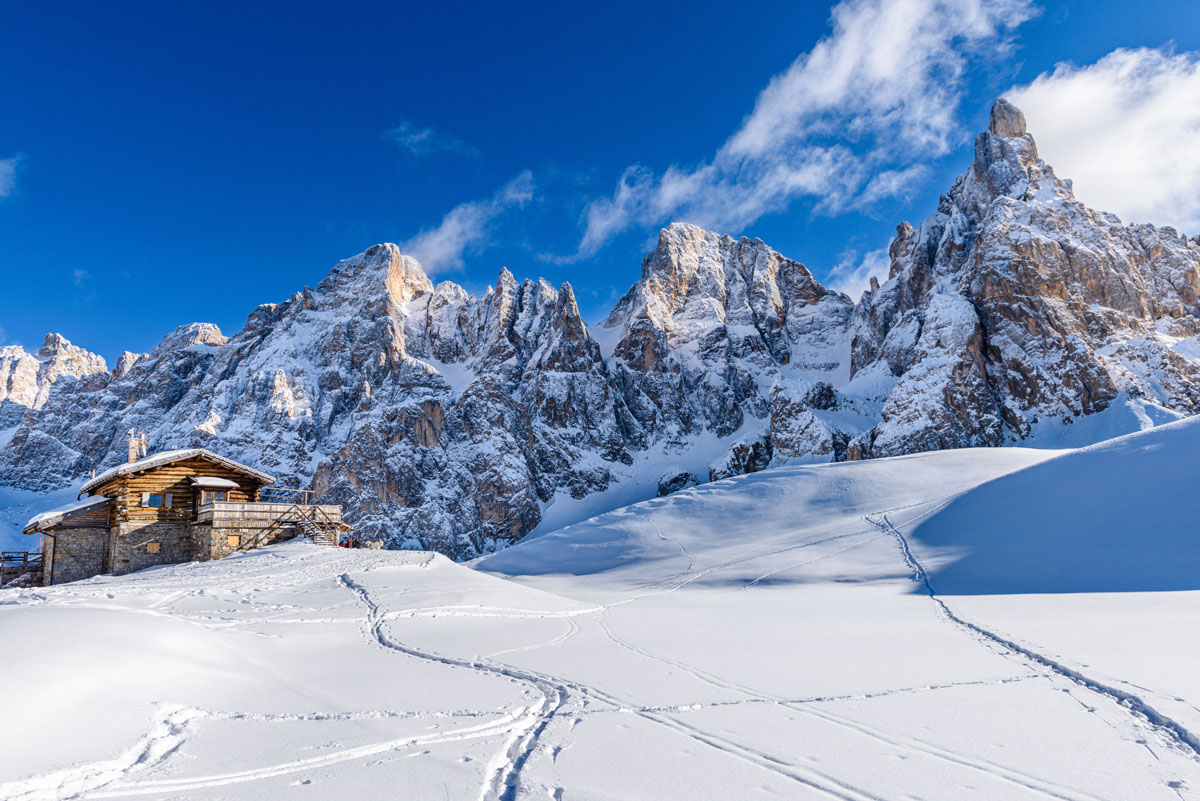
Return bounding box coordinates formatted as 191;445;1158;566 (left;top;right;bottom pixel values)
912;416;1200;594
4;98;1200;559
4;421;1200;800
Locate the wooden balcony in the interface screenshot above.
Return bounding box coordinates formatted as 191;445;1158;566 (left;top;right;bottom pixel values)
195;501;343;525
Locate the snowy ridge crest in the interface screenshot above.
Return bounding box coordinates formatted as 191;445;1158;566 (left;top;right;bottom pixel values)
4;100;1200;557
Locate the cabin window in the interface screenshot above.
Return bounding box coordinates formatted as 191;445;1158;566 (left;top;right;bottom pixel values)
202;490;229;504
146;541;162;554
142;493;164;507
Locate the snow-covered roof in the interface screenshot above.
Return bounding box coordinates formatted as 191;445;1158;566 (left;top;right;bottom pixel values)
23;495;113;534
190;476;240;489
80;449;275;494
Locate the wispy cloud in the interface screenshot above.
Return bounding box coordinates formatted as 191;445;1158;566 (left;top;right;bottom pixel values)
825;246;890;299
73;269;89;288
403;171;535;273
575;0;1035;259
1006;47;1200;234
0;154;23;199
384;120;478;159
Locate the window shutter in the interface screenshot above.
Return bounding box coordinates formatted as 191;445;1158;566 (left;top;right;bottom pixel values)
164;493;173;508
141;492;150;506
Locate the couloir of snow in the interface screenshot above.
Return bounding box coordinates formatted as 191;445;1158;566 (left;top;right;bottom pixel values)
3;419;1200;800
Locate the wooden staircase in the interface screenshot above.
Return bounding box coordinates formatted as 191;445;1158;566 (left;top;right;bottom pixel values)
290;504;340;546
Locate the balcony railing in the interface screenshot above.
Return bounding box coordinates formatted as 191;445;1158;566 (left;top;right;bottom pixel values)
195;501;342;525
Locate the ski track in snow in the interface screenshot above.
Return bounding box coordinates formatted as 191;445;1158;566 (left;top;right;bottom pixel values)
594;605;1104;801
869;513;1200;763
336;573;570;801
648;514;696;575
6;451;1200;800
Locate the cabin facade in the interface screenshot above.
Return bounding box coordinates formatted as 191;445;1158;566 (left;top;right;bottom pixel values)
22;448;344;586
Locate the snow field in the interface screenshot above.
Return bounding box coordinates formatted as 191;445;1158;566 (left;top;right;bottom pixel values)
2;420;1200;799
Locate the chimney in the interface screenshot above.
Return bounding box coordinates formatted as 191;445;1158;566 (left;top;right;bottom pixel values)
127;429;148;463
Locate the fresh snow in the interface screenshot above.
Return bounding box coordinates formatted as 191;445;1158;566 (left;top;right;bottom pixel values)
528;426;766;537
423;356;479;400
1022;394;1186;449
23;495;112;533
3;420;1200;799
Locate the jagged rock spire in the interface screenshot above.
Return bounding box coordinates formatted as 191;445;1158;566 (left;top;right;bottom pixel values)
989;98;1026;137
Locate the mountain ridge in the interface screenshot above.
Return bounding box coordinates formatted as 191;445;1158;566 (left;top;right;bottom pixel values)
3;99;1199;558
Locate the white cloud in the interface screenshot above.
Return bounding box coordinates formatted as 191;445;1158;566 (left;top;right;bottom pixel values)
73;269;89;288
1006;47;1200;234
857;165;932;206
0;155;22;199
825;246;890;299
575;0;1034;258
403;171;535;273
384;121;478;159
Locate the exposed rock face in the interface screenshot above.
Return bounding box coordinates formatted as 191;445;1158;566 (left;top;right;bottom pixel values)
601;224;855;444
1;231;854;558
989;98;1026;138
709;434;773;483
5;100;1200;558
849;100;1200;457
766;381;869;463
0;334;108;428
657;466;696;497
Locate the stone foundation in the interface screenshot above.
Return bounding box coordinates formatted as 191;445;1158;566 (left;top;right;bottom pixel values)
109;522;193;576
33;505;338;586
193;520;298;562
42;528;108;585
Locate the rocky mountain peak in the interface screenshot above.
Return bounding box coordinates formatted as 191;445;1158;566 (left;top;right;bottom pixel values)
5;103;1200;561
317;243;434;310
0;334;107;419
964;99;1074;208
988;98;1026;137
851;98;1200;458
112;351;145;379
150;322;227;356
37;333;107;377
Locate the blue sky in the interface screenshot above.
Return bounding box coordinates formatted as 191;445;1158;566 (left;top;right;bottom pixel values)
2;0;1200;363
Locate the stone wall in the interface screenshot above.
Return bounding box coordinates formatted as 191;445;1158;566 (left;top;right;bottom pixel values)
42;528;108;585
193;520;298;562
35;511;329;585
109;522;192;576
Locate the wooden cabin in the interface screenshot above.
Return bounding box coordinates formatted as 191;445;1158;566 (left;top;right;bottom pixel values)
22;447;344;586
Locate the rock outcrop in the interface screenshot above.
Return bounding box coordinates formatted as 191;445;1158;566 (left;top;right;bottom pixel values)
849;100;1200;456
4;100;1200;558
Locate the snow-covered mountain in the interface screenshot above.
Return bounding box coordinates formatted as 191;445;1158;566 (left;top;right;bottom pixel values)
849;99;1200;456
3;99;1200;558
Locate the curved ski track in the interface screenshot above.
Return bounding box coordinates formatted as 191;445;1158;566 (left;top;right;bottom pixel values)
868;513;1200;762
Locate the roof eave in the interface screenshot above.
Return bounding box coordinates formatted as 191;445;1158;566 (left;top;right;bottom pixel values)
79;449;276;494
23;497;114;533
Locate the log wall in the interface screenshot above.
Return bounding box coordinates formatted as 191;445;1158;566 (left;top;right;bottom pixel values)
95;457;266;530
